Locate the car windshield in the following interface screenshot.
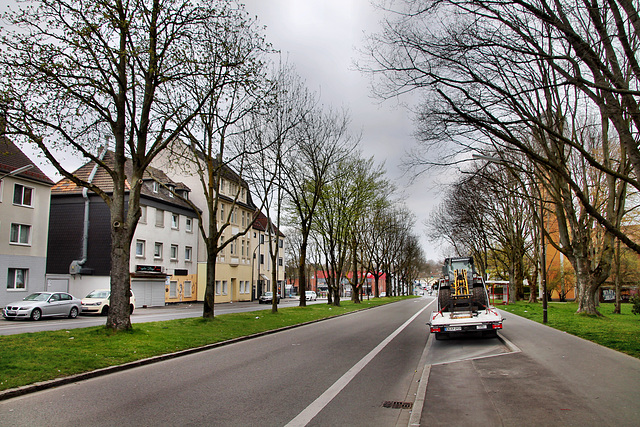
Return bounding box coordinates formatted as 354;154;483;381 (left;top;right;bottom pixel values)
86;290;110;299
23;293;50;301
264;292;272;297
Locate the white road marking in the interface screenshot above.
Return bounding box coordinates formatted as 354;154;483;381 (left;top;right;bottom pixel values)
285;300;433;427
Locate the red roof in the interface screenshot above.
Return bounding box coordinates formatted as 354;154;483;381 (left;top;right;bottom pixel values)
0;137;54;185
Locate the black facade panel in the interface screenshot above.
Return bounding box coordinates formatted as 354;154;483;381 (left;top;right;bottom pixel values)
46;195;112;276
46;198;84;274
86;196;112;275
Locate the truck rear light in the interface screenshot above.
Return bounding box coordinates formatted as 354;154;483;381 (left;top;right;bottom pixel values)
492;323;503;329
430;327;441;333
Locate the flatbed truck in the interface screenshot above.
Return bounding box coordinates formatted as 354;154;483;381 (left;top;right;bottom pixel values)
428;257;503;339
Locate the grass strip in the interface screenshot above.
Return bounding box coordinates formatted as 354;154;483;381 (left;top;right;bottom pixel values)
0;296;412;391
500;301;640;359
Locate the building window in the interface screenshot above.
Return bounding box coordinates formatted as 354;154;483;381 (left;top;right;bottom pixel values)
241;211;245;227
185;246;192;262
231;208;237;224
185;217;193;232
152;181;159;193
169;281;177;298
215;280;221;295
13;184;33;207
154;242;163;259
260;234;264;244
10;223;31;245
135;240;145;257
184;280;192;297
7;268;27;290
260;254;264;265
155;209;164;227
279;238;283;249
170;244;178;260
171;214;179;230
139;206;147;224
222;280;228;295
278;257;283;267
220;203;225;221
230;240;236;255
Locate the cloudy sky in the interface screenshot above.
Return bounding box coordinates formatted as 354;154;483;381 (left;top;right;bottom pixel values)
242;0;444;260
1;0;445;260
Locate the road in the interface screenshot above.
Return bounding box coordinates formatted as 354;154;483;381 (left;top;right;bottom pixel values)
1;296;639;426
0;298;316;336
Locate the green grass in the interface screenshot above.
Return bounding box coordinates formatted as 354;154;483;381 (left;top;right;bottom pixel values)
501;301;640;359
0;297;412;392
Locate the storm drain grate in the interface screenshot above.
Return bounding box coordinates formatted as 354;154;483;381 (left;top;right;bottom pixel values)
382;401;413;409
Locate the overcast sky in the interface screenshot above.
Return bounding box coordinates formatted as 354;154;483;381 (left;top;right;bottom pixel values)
243;0;444;260
0;0;445;260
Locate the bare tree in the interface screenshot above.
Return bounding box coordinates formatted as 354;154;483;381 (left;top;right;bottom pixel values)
0;0;237;330
152;2;270;319
245;63;314;313
363;0;634;314
282;108;355;307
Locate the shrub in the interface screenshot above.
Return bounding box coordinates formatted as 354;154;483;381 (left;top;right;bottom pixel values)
631;296;640;316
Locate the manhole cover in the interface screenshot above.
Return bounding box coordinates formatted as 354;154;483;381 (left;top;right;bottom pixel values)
382;401;413;409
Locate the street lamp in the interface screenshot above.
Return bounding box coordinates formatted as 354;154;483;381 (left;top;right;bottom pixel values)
0;164;33;180
472;153;548;323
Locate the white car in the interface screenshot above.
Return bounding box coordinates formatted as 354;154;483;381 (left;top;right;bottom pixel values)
305;291;317;301
81;289;136;315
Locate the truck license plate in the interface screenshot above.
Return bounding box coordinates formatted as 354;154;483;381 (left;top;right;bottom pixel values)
476;324;487;330
445;326;461;332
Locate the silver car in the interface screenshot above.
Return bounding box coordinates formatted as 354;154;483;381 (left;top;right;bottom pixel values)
2;292;81;321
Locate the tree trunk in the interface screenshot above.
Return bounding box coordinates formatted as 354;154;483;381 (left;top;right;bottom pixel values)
203;240;217;319
106;175;134;331
106;223;133;330
298;235;308;307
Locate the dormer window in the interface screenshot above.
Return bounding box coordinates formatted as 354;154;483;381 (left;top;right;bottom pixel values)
152;181;159;193
168;184;175;198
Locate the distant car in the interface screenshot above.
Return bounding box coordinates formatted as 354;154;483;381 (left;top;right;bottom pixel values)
258;292;280;304
2;292;81;321
81;289;136;315
379;292;386;297
305;291;317;301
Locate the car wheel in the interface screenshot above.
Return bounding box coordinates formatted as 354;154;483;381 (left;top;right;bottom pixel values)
130;305;134;314
31;308;42;321
69;306;79;319
101;305;109;315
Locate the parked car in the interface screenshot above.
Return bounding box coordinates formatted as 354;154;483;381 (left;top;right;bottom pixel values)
305;291;317;301
2;292;81;321
81;289;136;315
258;292;280;304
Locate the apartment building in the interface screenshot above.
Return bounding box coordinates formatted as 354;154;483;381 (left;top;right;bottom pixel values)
0;137;54;307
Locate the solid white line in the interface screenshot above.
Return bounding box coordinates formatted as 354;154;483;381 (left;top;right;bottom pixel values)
285;301;432;427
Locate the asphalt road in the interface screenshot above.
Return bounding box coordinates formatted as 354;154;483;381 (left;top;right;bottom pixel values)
0;297;438;426
1;296;638;426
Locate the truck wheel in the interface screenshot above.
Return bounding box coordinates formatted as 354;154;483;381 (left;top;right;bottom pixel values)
438;288;451;311
473;286;488;308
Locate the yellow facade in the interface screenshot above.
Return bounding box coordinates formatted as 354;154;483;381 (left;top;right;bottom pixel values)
196;261;253;303
165;274;198;303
